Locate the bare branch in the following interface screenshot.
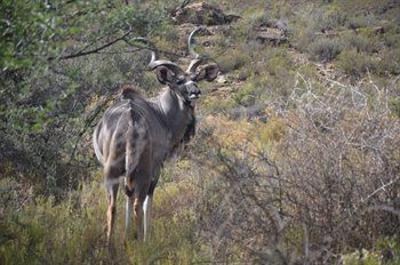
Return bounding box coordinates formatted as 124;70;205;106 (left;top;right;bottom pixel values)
47;29;134;61
361;176;400;203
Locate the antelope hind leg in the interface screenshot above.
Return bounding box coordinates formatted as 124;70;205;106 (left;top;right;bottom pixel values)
106;183;119;244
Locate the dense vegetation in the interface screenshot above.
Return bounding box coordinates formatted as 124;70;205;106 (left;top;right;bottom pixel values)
1;0;399;264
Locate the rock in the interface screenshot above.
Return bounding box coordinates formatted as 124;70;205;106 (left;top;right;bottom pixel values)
171;2;240;26
218;86;233;92
275;19;289;33
216;75;228;84
251;19;289;45
224;14;242;24
254;26;288;45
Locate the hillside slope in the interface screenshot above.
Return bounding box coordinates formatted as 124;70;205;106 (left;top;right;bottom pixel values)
1;1;400;264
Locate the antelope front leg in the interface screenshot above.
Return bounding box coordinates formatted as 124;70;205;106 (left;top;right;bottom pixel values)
143;195;153;241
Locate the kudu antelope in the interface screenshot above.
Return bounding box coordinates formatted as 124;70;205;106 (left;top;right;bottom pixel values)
93;28;218;242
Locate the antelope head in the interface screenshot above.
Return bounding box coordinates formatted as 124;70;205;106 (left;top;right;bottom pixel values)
144;27;219;106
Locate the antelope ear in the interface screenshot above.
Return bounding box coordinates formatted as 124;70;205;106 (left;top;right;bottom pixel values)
195;64;219;82
154;66;175;84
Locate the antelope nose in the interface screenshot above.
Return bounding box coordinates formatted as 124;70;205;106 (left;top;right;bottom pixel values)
189;85;201;99
189;89;201;99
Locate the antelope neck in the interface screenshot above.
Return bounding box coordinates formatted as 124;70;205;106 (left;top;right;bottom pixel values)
158;87;194;138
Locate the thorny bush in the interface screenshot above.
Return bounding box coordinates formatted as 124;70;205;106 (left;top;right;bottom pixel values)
194;76;400;264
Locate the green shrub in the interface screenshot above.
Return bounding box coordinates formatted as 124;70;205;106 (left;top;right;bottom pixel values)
337;49;376;77
342;31;378;53
242;47;296;99
291;25;315;53
342;249;381;265
264;48;294;75
217;48;249;73
314;5;348;32
389;97;400;118
384;29;400;49
288;2;316;52
380;48;400;75
309;37;344;62
346;14;377;29
233;77;258;106
376;237;400;265
230;46;296;102
202;95;236;114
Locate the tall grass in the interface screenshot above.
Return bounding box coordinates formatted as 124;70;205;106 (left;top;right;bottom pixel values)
0;178;207;265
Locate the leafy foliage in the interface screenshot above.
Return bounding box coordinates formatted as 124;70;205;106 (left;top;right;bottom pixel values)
0;0;170;197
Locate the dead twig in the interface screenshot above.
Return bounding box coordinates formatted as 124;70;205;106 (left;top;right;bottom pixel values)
48;29;134;61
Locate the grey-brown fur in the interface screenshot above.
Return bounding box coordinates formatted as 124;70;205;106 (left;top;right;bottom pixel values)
93;27;219;242
94;86;195;190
